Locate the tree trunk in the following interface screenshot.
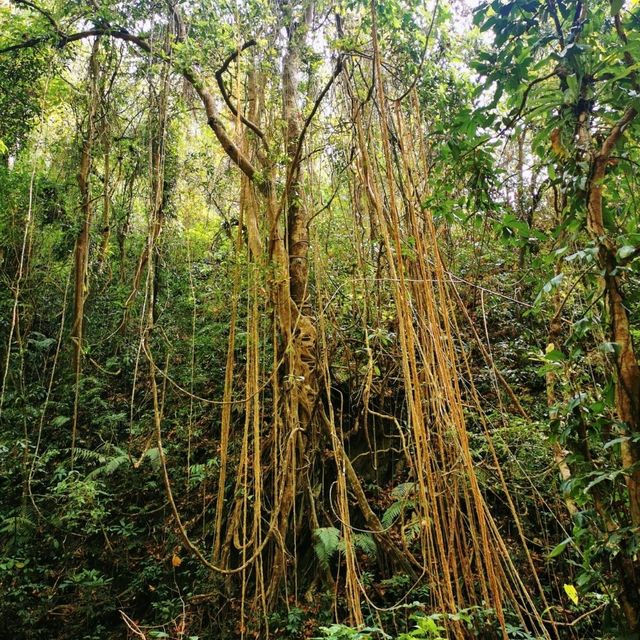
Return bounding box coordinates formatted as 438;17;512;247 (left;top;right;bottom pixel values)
586;105;640;632
71;40;99;456
97;137;111;273
265;1;317;606
71;41;99;373
282;3;312;309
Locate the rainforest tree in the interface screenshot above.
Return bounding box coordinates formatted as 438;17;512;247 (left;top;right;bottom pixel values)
473;0;640;629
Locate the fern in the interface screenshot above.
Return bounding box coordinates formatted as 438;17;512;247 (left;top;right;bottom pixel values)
101;452;130;476
352;532;377;556
313;526;341;569
403;517;422;542
391;482;417;499
313;624;385;639
0;515;36;535
382;499;416;528
51;415;70;428
188;459;216;487
68;447;107;464
335;532;378;558
143;447;160;470
84;445;160;479
84;445;128;479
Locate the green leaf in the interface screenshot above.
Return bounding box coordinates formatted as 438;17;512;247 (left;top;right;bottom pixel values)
566;74;578;99
610;0;623;15
543;273;564;293
544;349;566;363
604;436;630;450
473;6;488;26
598;341;619;354
480;15;498;32
584;469;624;493
548;537;572;558
617;245;637;261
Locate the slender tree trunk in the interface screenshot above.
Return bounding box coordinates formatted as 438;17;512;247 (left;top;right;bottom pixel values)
150;57;170;323
71;41;99;374
543;190;578;515
71;40;99;456
98;137;111;272
586;105;640;631
546;278;578;517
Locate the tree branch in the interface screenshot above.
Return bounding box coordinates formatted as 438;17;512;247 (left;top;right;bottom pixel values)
600;106;637;161
182;66;264;188
546;0;565;49
214;39;269;146
270;55;344;235
290;55;343;184
0;27;152;55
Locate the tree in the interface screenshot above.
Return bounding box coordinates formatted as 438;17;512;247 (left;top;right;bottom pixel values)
473;0;640;629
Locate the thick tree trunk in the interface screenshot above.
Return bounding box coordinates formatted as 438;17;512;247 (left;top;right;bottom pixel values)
264;1;323;608
283;14;309;309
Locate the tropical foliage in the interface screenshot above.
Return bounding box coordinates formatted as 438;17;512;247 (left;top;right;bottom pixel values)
0;0;639;638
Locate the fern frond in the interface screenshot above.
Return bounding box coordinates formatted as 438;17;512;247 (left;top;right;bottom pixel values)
352;533;377;556
85;445;129;479
0;515;36;534
391;482;417;499
67;447;106;464
143;447;160;470
102;454;129;475
382;499;415;528
313;526;341;569
403;517;422;542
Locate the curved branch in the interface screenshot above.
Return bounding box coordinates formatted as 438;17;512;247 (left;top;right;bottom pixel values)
266;55;344;241
291;55;343;184
214;39;269;146
182;66;264;187
0;27;152;55
218;38;256;76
